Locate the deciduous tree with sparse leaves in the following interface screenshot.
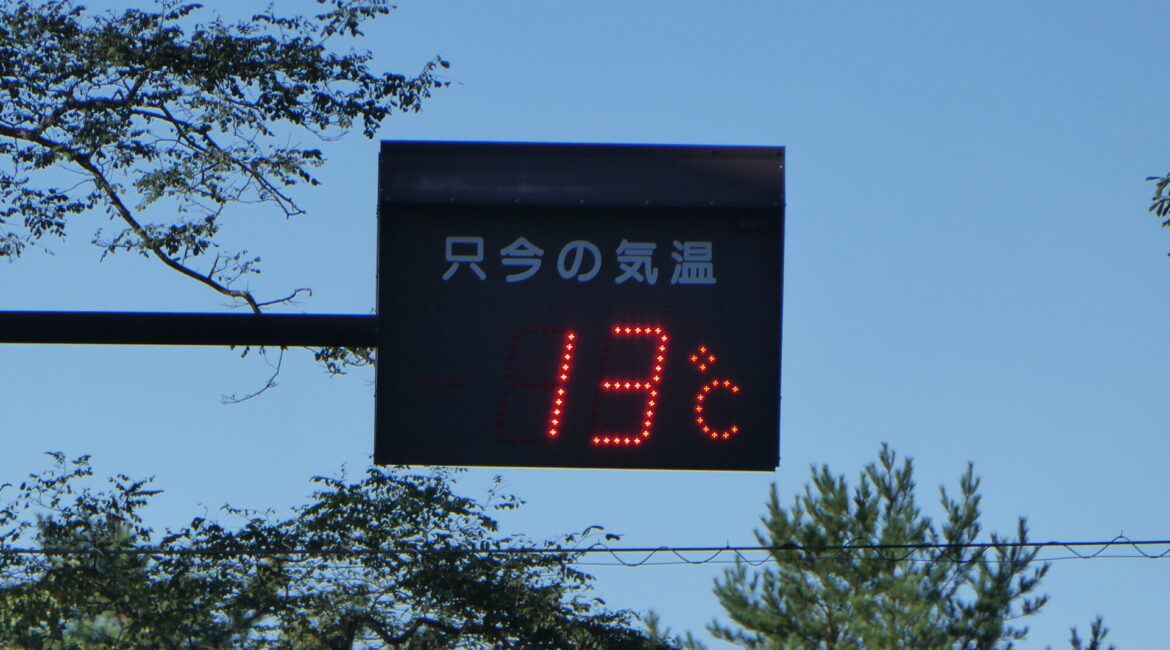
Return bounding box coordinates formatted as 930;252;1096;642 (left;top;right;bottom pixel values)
0;453;669;648
0;0;436;373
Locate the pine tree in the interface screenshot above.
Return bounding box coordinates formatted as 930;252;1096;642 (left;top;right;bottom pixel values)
705;445;1113;649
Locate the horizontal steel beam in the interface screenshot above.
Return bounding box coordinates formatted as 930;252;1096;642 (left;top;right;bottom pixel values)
0;311;377;347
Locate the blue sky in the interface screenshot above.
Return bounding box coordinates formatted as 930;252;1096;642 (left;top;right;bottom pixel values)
3;0;1169;646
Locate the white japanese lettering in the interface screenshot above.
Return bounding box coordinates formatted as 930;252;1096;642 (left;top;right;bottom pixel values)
557;240;602;282
442;236;486;281
670;240;716;285
615;239;658;285
500;236;544;283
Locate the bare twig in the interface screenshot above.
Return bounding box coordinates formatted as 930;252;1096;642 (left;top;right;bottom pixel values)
256;288;312;308
222;347;285;404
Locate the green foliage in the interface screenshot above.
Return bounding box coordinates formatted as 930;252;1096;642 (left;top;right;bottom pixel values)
1148;173;1170;220
0;0;442;331
1068;617;1115;650
0;453;667;648
1148;173;1170;254
704;445;1110;650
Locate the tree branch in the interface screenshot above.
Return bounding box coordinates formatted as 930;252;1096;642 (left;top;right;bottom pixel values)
0;0;447;384
76;150;265;312
221;347;284;404
366;614;463;646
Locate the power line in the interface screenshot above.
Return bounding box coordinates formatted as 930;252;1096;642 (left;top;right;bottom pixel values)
1;536;1167;568
571;536;1170;567
577;537;1170;567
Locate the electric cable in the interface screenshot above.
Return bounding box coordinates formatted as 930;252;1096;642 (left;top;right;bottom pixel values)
0;535;1167;568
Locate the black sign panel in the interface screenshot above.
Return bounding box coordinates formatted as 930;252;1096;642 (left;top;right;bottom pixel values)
376;142;783;471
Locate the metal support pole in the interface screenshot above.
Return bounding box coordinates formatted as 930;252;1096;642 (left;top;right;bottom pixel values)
0;311;377;348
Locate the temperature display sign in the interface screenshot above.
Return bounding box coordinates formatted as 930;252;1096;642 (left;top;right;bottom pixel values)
375;142;783;471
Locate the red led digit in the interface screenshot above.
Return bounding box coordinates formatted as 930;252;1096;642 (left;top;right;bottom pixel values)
689;344;743;440
591;325;668;447
546;330;577;438
496;326;577;444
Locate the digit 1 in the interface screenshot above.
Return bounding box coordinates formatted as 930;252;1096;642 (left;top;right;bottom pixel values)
546;330;577;439
591;324;668;447
495;327;578;444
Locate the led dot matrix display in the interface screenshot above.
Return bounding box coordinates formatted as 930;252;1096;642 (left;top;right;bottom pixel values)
376;142;783;471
